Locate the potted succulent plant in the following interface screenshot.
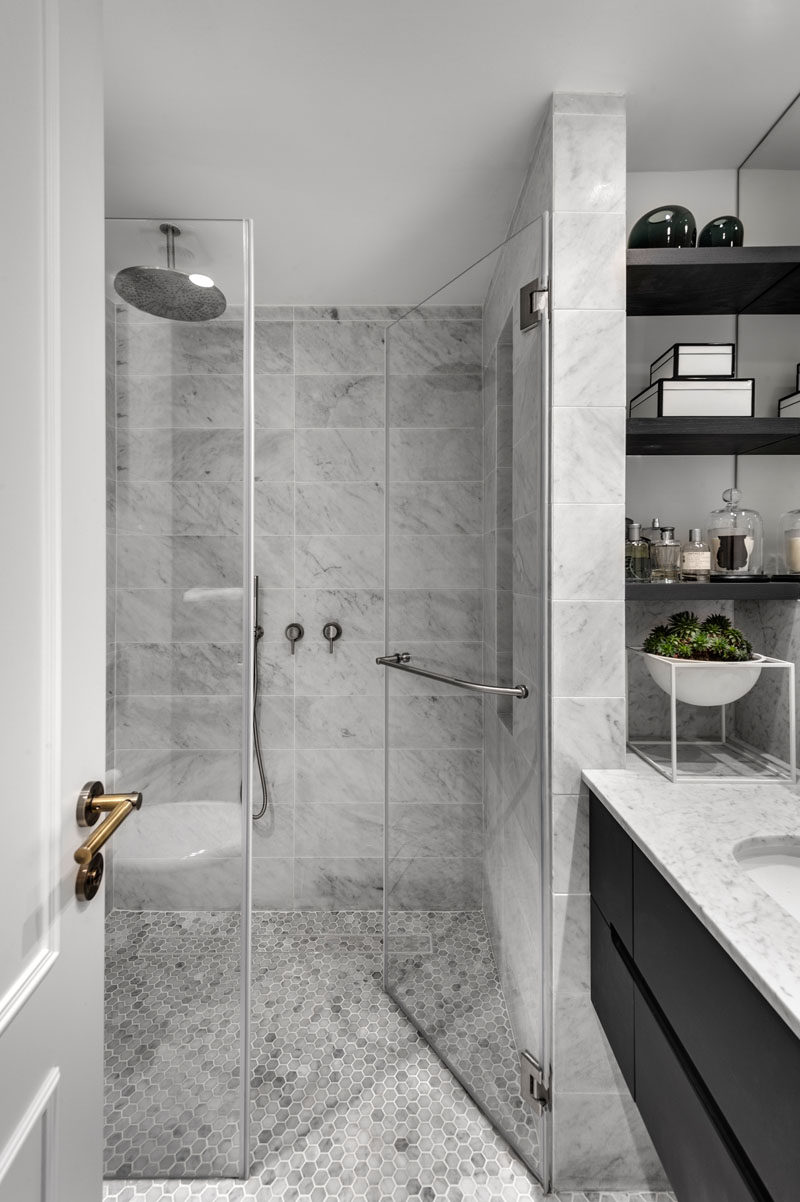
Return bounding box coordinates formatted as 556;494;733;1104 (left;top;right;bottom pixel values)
642;611;765;706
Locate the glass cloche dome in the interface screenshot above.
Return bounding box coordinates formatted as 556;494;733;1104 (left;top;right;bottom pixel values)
707;488;763;578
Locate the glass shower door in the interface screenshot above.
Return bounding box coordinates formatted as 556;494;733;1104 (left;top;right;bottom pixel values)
383;218;549;1181
104;217;254;1179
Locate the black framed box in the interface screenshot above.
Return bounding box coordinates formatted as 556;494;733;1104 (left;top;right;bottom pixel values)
629;377;755;418
649;343;736;384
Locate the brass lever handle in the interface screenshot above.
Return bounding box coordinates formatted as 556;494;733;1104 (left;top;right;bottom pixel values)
74;782;143;900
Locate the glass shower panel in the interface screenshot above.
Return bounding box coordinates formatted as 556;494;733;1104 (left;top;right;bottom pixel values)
104;218;253;1179
384;218;548;1180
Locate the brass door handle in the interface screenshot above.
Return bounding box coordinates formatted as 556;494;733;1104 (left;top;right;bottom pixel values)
74;780;143;901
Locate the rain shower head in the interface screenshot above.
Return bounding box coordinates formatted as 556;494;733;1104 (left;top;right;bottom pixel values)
113;223;227;322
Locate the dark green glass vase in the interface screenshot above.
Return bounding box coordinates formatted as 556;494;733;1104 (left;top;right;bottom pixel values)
628;205;697;249
699;215;744;247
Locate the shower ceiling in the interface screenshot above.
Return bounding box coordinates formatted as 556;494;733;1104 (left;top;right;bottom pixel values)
103;0;800;303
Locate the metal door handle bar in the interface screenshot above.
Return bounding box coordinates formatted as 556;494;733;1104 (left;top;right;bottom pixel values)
376;653;528;699
74;781;143;865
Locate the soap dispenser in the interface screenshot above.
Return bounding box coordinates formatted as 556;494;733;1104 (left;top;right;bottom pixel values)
707;488;763;578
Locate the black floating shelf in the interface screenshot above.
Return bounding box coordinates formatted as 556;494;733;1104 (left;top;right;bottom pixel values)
627;246;800;316
627;417;800;456
627;580;800;601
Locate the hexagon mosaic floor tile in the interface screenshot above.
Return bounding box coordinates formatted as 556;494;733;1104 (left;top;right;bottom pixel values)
103;909;676;1202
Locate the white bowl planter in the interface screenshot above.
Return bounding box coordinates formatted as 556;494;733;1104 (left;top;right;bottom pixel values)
643;652;766;707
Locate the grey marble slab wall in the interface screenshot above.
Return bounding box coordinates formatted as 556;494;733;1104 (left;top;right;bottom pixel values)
548;93;667;1192
386;308;486;911
731;599;800;767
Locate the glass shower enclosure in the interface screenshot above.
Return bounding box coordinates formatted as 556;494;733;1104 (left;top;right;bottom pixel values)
382;217;552;1185
103;217;254;1179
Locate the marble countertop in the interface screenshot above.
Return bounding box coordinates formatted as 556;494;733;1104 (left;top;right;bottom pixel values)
583;756;800;1040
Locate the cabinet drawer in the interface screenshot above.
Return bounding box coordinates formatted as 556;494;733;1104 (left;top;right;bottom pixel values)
590;900;634;1092
634;989;759;1202
634;846;800;1202
589;793;633;950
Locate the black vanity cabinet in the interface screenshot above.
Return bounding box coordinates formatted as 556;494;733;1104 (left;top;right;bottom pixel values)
589;793;800;1202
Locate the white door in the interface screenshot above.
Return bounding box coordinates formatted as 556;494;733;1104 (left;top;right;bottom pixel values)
0;1;107;1200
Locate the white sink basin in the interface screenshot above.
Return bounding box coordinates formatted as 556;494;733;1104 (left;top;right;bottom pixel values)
734;838;800;923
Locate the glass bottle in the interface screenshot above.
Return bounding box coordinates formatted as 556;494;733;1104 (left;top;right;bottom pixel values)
625;522;651;582
650;527;681;583
680;528;711;582
779;509;800;574
707;488;763;577
641;517;667;545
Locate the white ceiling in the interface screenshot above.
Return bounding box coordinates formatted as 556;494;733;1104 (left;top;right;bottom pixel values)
103;0;800;304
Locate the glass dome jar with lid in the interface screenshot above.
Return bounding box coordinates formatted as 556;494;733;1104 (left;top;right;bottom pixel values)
779;509;800;574
707;488;763;578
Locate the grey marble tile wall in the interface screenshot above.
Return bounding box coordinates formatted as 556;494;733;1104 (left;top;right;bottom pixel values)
109;303;485;911
548;94;667;1192
105;298;117;912
386;309;486;911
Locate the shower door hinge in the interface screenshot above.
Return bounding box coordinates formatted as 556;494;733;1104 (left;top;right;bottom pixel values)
520;1050;551;1113
519;278;549;331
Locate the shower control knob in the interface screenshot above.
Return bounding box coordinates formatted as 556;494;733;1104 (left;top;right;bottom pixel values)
285;622;304;654
323;621;342;653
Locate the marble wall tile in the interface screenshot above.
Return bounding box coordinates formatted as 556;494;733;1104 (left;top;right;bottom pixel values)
553;114;626;214
389;535;482;590
294;640;384;697
255;429;295;481
553;893;591;997
552;601;625;697
387;748;483;805
554;991;627;1093
111;748;243;804
551;213;627;311
114;799;245;860
116;374;245;429
512;591;539;683
295;694;385;749
253;320;293;373
255;374;295;429
254;483;294;537
552;697;624;798
294;588;384;641
117;428;244;481
389;428;481;482
294;857;383;910
256;588;295;640
113;584;243;644
118;321;243;375
388;373;482;428
388;482;482;537
388;695;482;749
294;535;384;589
388;320;482;374
254;305;293;320
388;803;483;859
552;792;590;895
512;511;541;597
294;748;384;806
294;374;384;428
552;409;626;505
117;534;242;588
733;600;800;762
552;91;625;116
553;1092;668;1190
114;641;243;696
512;429;538;521
254;535;294;588
255;696;297;749
251;800;294;861
295;428;384;482
251;858;295;909
552;504;625;601
551;309;627;408
294;321;385;374
386;856;482;910
294;481;384;536
253;643;295;696
295;803;383;858
387;589;482;643
116;481;242;536
116;695;243;751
